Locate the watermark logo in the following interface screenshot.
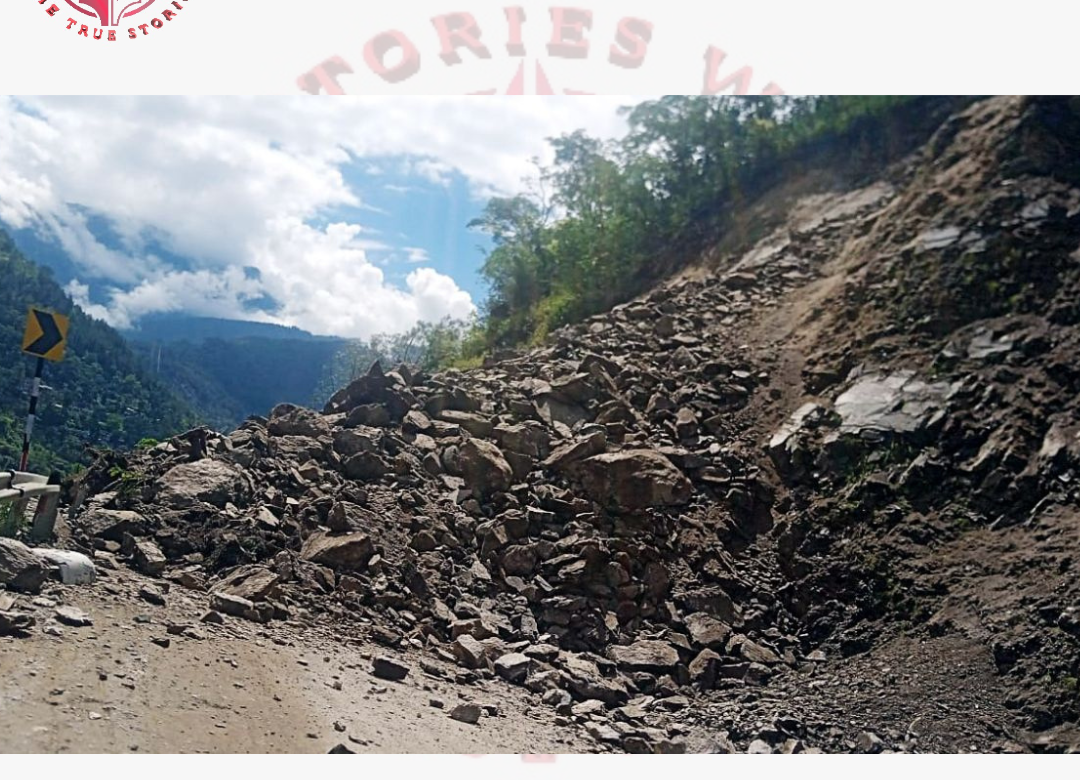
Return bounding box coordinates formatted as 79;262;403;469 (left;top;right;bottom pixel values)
298;7;783;96
36;0;190;40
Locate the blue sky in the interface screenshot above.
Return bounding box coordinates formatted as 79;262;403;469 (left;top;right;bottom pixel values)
0;96;634;338
335;161;493;302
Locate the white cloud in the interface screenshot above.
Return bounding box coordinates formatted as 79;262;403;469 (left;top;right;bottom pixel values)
403;247;431;263
0;95;635;337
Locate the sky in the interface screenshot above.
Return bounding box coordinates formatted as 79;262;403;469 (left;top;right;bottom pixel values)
0;96;637;339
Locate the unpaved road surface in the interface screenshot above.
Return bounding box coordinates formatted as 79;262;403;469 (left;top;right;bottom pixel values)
0;570;585;754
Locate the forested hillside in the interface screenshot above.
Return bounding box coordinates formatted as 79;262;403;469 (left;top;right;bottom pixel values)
0;230;194;473
130;336;346;432
466;95;971;351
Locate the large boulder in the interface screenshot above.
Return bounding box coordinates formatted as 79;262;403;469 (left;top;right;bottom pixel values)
267;404;330;439
300;532;374;571
608;640;681;672
213;565;280;602
80;509;146;542
578;450;692;510
0;539;49;594
459;439;514;499
438;411;494;439
157;460;243;508
323;361;414;420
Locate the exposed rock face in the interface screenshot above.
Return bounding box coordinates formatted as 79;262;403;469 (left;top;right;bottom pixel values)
577;450;692;510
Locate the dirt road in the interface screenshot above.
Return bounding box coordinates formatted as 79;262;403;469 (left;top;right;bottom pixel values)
0;568;586;754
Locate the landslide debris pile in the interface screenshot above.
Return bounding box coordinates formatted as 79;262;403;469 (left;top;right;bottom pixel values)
5;96;1079;754
59;255;813;753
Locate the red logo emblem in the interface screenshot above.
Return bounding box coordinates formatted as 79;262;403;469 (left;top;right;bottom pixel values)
64;1;157;27
39;0;189;40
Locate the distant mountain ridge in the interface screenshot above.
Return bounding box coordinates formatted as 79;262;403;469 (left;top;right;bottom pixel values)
127;315;339;344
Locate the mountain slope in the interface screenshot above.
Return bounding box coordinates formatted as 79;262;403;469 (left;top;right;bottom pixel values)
5;96;1079;754
0;229;194;472
129;335;347;432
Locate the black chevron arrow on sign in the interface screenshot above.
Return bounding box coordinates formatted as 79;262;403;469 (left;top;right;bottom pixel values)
25;310;64;356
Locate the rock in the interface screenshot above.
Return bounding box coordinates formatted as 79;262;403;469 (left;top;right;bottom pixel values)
328;743;356;754
542;431;607;471
542;689;572;709
213;565;280;602
578;450;692;510
208;592;255;619
856;731;886;754
587;723;621;744
747;739;773;754
54;606;92;627
268;404;330;438
80;509;145;542
608;640;680;672
0;539;49;593
449;703;482;725
332;429;377;458
157;460;242;508
459;439;513;499
137;585;167;606
300;532;374;571
371;656;410;682
0;611;35;636
767;402;824;480
688;649;721;687
494;653;531;684
451;635;489;669
438;410;494;438
342;452;387;482
833;372;951;437
151;637;171;648
201;610;225;624
685;613;732;649
132;539;167;577
732;636;781;665
345;404;391;428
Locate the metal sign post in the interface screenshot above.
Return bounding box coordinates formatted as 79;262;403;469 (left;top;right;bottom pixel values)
18;308;70;472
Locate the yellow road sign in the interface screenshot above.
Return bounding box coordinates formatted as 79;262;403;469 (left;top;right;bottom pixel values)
22;308;70;362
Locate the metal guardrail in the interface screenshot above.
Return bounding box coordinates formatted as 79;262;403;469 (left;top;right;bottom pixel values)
0;470;61;542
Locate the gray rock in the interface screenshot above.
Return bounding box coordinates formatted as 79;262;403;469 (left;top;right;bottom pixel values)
608;640;680;671
371;656;410;682
342;452;387;482
54;605;93;627
80;509;145;542
209;592;255;618
494;653;531;684
0;539;49;593
212;565;280;602
132;539;167;577
449;703;482;725
0;611;35;636
300;532;374;571
459;439;513;499
438;410;494;439
542;430;607;471
578;450;692;510
268;404;330;438
157;460;242;508
685;613;732;649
